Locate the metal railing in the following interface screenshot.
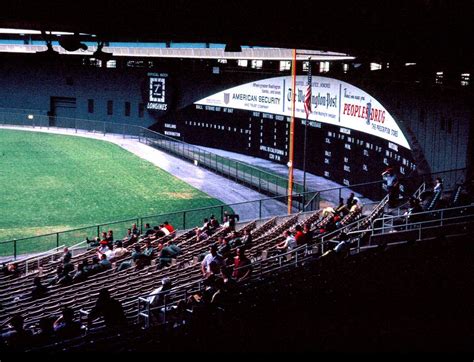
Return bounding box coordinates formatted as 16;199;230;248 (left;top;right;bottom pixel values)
134;242;317;329
371;203;474;236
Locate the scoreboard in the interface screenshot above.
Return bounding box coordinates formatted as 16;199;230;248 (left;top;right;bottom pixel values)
163;75;417;199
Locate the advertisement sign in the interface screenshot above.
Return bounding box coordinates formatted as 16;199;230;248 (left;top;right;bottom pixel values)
194;76;410;149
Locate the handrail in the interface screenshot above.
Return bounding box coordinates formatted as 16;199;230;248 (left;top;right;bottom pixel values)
371;203;474;235
24;244;66;275
133;242;313;329
320;193;388;244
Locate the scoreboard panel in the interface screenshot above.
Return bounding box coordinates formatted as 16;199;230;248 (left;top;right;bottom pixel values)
163;75;417;200
174;104;416;200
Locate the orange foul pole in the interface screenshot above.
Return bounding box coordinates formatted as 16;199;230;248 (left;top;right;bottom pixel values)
287;48;297;214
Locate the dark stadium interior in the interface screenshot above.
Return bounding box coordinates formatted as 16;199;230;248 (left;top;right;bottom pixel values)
0;0;473;355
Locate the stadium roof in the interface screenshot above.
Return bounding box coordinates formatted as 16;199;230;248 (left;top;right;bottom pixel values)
1;0;473;66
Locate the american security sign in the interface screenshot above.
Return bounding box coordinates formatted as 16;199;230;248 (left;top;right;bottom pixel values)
194;76;410;149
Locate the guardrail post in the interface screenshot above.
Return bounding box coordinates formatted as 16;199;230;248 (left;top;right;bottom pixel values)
259;200;262;219
14;239;17;260
258;170;262;192
183;212;186;230
56;233;60;249
97;225;100;239
220;205;224;223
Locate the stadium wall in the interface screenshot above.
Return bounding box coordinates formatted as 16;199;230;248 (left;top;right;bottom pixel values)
0;54;471;186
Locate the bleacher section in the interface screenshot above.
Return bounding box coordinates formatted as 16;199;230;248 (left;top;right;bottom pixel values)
1;179;473;352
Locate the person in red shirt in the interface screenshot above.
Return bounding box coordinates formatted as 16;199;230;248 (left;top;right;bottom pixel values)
232;248;252;282
163;221;175;234
294;224;306;246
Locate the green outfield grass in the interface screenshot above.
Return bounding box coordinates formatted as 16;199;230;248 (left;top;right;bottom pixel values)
0;129;224;253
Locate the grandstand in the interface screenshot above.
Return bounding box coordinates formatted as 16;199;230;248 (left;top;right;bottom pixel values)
1;0;474;354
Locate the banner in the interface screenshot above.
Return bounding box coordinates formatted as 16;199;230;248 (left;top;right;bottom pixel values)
194;76;411;149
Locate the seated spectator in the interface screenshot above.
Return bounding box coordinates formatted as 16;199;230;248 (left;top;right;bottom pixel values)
202;261;225;303
232;247;252;282
87;288;127;330
293;224;305;246
208;215;219;232
334;232;350;256
349;198;361;213
240;229;253;251
159;224;171;236
395;197;424;228
227;231;242;248
72;262;88;283
149;225;165;239
53;307;82;340
100;231;108;245
1;314;33;352
4;262;20;277
99;254;112;270
303;223;314;244
31;276;48;300
142;240;155;265
195;227;209;242
48;265;72;286
1;262;9;275
86;236;100;248
322;206;335;218
143;223;154;237
121;228;137;247
223;211;239;231
117;245;144;271
61;247;72;264
147;278;173;324
97;243;111;260
63;259;75;275
131;223;140;237
32;316;55;346
157;241;182;269
111;241;127;261
200;218;210;233
58;271;73;286
275;230;297;254
88;256;102;276
201;244;225;277
106;230;114;247
217;236;231;257
47;265;63;285
163;221;175;234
